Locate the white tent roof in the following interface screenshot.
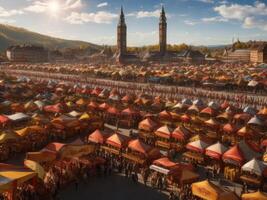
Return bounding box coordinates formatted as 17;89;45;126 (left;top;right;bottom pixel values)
242;158;266;176
208;101;219;109
248;116;264;126
243;106;257;115
187;140;209;151
6;113;29;122
206;142;228;155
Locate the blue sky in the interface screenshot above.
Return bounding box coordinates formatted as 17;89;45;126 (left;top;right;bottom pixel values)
0;0;267;46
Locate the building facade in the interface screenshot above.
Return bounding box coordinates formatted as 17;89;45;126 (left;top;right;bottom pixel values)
250;43;267;63
6;45;48;63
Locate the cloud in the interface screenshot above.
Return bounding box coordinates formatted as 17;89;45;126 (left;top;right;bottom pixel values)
202;16;228;22
127;9;161;18
0;6;24;17
214;1;267;31
97;2;108;8
24;0;82;13
65;11;117;24
243;16;267;31
184;20;197;26
197;0;214;3
214;2;267;20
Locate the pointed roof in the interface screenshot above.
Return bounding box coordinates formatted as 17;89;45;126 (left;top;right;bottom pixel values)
128;139;151;155
242;158;266;176
118;6;126;26
155;125;173;139
223;144;245;165
186;139;209;153
206;142;228;160
160;5;166;23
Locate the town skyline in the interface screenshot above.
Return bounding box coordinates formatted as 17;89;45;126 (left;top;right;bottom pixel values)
0;0;267;46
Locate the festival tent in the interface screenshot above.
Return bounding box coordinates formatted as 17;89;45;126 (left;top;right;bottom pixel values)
200;107;215;117
43;103;63;113
158;110;172;120
6;113;29;122
248;116;264;126
154;125;173;139
238;140;261;161
88;101;99;110
192;180;239;200
68;111;82;118
107;106;120;115
121;107;140;117
15;126;46;137
153;157;177;169
221;101;230;110
138;118;158;132
106;133;129;149
241;191;267;200
182;98;192;105
0;115;9;125
205;142;228;160
258;107;267;116
241;158;266;176
216;112;232;122
98;103;110;111
171;169;199;186
172;126;191;141
208;101;220;110
42;142;66;153
205;118;219;128
187;104;201;114
79;113;91;121
0;131;18;144
128;139;152;155
88;129;109;144
0;163;36;186
193;99;204;107
24;160;45;180
76;98;88;106
243;106;257;116
223;145;245;166
223;123;238;134
180;114;191;123
237;126;253;137
186;140;209;154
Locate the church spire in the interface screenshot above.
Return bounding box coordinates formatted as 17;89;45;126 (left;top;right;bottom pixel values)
160;5;166;23
118;6;125;26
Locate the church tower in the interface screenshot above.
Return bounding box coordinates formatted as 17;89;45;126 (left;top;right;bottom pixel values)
159;6;167;55
117;6;127;55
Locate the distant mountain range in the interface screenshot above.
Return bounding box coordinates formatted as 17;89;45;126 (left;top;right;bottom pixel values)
0;24;100;52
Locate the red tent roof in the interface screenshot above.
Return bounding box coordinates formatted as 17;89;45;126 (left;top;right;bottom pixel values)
121;107;140;116
159;110;172;120
88;129;108;144
0;115;9;124
200;107;215;116
153;157;177;169
44;103;62;113
181;114;191;123
88;101;99;109
222;145;245;165
128;139;151;155
172;126;191;141
155;125;172;139
223;123;237;134
107;107;120;115
138;118;158;132
42;142;66;153
106;133;129;149
99;103;110;110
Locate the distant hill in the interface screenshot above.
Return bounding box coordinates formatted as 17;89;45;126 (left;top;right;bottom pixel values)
0;24;100;52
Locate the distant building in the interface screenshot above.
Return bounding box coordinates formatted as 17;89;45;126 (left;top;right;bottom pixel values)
223;48;251;63
178;49;205;63
6;45;48;63
250;43;267;63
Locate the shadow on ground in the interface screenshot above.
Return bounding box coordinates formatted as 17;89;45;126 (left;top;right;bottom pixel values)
59;175;169;200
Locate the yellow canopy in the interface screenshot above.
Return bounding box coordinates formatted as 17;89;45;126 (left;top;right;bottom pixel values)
0;132;18;144
15;126;45;137
192;180;239;200
24;160;45;180
242;191;267;200
79;113;91;120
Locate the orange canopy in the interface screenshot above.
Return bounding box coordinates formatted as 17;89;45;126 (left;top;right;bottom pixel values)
128;139;152;155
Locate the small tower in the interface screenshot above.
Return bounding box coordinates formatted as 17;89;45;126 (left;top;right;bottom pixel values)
117;6;127;55
159;6;167;55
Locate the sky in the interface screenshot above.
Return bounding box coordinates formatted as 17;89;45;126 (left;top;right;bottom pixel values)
0;0;267;46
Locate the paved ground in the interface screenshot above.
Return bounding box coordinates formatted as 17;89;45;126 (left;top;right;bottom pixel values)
59;175;168;200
